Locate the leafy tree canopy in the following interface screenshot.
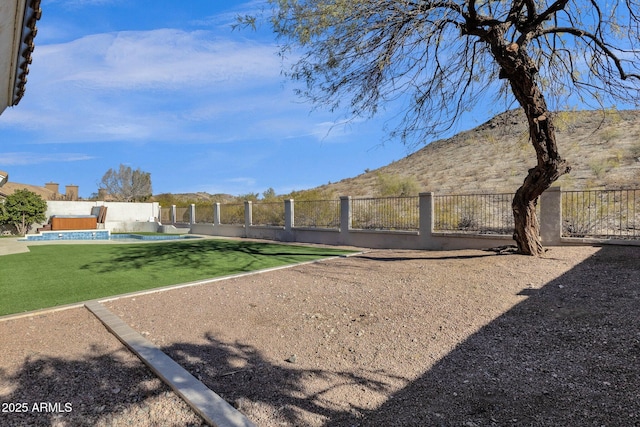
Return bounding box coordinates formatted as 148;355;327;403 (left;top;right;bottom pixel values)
0;189;47;236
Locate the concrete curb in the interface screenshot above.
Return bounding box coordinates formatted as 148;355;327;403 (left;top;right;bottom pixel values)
85;301;256;427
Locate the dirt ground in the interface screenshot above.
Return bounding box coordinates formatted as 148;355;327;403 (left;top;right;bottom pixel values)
1;245;639;426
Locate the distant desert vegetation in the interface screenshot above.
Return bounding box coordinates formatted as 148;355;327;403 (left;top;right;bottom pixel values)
158;109;640;205
313;109;640;197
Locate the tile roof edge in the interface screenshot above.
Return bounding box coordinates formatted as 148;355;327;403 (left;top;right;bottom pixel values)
12;0;42;106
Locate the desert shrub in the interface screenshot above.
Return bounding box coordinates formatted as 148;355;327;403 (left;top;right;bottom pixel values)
376;172;420;197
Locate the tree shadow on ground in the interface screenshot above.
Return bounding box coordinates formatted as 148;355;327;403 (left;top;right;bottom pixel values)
0;324;402;426
352;253;496;262
0;344;206;427
164;335;407;426
336;245;640;426
4;245;639;426
80;239;349;275
151;245;640;426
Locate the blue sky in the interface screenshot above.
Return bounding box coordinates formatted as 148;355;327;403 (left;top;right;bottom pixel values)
0;0;501;198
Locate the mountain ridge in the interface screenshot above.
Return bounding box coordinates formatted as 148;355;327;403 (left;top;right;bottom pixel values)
153;109;640;204
311;109;640;197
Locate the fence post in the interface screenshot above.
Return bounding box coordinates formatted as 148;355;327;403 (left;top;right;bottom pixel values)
284;199;294;230
171;205;176;224
244;201;253;231
213;203;221;226
419;192;435;249
283;199;294;242
339;196;351;245
189;204;196;225
540;186;562;245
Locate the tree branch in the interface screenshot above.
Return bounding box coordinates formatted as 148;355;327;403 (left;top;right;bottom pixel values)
541;27;640;80
533;0;571;26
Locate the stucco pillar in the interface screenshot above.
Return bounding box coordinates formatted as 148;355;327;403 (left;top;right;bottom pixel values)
540;186;562;246
213;203;221;226
284;199;294;231
244;201;253;227
171;205;177;224
189;204;196;225
339;196;351;245
419;192;435;249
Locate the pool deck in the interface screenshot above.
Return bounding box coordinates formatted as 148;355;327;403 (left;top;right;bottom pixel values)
0;234;358;257
0;237;30;256
0;237;135;256
0;234;212;256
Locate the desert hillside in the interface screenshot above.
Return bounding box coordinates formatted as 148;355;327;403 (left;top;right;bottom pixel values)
313;109;640;197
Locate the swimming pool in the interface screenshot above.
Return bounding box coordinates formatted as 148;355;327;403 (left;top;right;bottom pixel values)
22;230;200;241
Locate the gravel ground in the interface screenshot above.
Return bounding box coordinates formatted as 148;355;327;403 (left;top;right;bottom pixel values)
1;245;639;426
0;307;206;427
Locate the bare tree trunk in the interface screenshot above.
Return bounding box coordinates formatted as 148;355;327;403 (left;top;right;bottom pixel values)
489;41;571;255
512;189;541;254
509;103;570;255
17;212;27;236
512;157;569;255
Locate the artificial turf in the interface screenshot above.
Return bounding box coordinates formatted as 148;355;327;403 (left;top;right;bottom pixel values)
0;239;354;316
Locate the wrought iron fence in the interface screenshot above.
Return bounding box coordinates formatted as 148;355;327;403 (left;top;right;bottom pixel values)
220;203;245;225
562;189;640;239
351;196;419;230
294;199;340;228
175;207;189;223
170;190;640;242
195;204;214;224
160;207;171;223
159;206;189;224
252;202;285;227
434;193;514;234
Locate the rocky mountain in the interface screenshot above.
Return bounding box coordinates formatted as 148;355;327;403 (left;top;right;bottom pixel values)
152;109;640;202
313;109;640;197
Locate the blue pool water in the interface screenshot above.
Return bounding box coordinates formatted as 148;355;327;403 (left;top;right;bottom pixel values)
22;230;199;241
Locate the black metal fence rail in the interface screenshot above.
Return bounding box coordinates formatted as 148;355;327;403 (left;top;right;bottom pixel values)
195;204;214;224
433;193;514;234
175;207;189;224
252;202;285;227
562;189;640;239
294;199;340;228
350;196;419;230
160;207;171;223
220;203;244;225
169;189;640;241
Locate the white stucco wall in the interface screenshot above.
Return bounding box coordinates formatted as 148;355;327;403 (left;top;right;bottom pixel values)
46;201;160;223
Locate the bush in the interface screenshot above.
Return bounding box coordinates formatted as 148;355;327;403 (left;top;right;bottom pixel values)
376;172;420;197
0;189;47;236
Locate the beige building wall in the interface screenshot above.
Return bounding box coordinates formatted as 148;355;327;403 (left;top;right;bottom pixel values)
65;185;79;201
45;182;60;195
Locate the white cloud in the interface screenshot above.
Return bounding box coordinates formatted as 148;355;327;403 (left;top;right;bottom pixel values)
1;28;294;143
191;0;270;29
0;152;95;166
1;25;346;147
34;29;281;91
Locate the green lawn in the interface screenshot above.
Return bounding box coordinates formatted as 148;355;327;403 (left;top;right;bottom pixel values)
0;239;354;316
